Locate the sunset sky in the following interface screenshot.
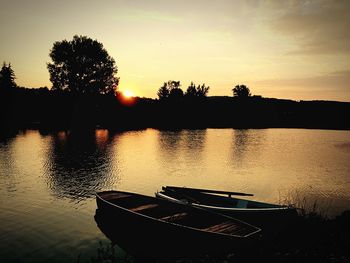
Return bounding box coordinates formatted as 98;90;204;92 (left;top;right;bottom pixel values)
1;0;349;101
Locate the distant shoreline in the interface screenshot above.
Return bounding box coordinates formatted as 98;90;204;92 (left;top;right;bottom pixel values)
1;89;350;132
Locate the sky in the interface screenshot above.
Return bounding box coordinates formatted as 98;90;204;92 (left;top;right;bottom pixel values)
0;0;349;101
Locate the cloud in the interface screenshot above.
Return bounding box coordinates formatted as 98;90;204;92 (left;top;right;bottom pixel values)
253;70;350;101
256;70;350;87
268;0;350;55
120;10;183;23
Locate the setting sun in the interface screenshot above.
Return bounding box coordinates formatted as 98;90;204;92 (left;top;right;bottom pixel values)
122;90;134;99
118;89;136;105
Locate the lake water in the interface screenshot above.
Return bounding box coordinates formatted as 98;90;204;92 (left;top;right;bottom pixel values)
0;128;350;262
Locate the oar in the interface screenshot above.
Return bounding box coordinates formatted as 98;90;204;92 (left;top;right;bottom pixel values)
164;186;254;197
162;187;201;204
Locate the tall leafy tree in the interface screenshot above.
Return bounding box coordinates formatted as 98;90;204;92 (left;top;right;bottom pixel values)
185;82;197;97
197;84;209;97
157;80;183;100
185;82;209;98
168;80;183;99
47;35;119;94
157;82;170;100
167;80;181;91
232;84;251;97
0;62;17;91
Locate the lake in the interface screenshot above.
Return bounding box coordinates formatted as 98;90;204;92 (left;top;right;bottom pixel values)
0;128;349;262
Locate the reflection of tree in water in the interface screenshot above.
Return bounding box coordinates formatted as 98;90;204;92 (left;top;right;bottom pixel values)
157;129;207;161
45;130;115;201
157;130;184;161
157;129;207;179
0;133;19;195
183;129;207;153
0;129;20;143
231;129;265;166
232;129;249;161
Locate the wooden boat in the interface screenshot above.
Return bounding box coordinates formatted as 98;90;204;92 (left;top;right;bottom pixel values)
95;190;261;259
155;186;298;229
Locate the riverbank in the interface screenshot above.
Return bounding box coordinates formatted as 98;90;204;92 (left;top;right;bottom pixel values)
85;210;350;263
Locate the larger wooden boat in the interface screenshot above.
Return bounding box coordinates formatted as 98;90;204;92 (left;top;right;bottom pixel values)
155;186;298;229
95;190;261;259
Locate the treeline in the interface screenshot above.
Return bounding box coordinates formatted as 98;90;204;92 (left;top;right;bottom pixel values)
1;86;349;132
1;34;349;132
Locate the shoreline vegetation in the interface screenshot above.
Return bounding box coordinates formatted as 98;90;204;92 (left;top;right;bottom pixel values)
1;87;350;134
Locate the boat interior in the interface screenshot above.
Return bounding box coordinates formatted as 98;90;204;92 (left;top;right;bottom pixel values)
98;191;259;237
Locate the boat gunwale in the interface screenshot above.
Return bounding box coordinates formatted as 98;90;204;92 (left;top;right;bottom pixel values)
155;191;294;212
96;191;261;238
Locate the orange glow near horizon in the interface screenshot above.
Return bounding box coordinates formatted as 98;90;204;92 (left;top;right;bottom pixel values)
1;1;349;102
121;90;135;99
119;89;136;106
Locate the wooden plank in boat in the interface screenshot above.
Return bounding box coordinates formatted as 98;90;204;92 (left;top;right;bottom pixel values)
129;203;159;212
203;221;238;233
203;221;254;236
160;212;188;222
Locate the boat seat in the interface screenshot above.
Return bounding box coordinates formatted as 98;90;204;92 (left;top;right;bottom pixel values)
129;203;159;212
236;200;248;208
202;221;255;236
160;212;188;222
202;221;239;234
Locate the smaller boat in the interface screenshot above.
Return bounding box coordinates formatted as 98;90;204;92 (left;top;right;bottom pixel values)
155;186;298;230
95;190;261;259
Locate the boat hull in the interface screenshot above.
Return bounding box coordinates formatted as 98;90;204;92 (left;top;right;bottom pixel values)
155;189;298;231
95;191;261;259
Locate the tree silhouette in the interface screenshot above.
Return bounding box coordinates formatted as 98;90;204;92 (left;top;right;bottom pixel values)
167;80;183;99
0;62;17;91
157;82;170;100
157;80;183;100
197;83;210;97
232;84;251;97
185;82;209;98
47;35;119;95
186;82;197;97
